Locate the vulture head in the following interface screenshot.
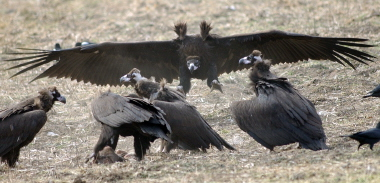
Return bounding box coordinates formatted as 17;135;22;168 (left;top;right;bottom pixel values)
186;56;201;74
239;50;263;65
239;50;280;83
41;86;66;104
120;68;144;84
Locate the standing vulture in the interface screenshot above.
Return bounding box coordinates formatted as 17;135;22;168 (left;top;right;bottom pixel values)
120;68;235;152
89;91;172;162
0;87;66;167
3;21;375;94
231;50;327;151
340;122;380;150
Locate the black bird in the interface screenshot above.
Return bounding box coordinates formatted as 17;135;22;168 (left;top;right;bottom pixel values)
53;43;61;51
3;21;375;94
341;122;380;150
231;50;328;151
363;84;380;98
121;69;235;152
0;87;66;167
88;91;172;162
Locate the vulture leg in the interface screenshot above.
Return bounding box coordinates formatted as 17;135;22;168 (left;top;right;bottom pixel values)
207;63;223;93
179;65;191;94
133;134;151;160
357;143;364;150
93;124;120;159
369;143;374;150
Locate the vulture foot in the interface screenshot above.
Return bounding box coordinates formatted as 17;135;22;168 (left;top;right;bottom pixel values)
210;80;223;93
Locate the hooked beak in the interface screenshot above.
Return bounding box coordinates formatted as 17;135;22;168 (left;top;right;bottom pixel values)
239;57;251;65
57;96;66;104
239;55;262;65
189;64;195;74
120;75;131;83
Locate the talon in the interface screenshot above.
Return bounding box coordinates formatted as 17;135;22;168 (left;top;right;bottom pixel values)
210;80;223;93
85;153;95;163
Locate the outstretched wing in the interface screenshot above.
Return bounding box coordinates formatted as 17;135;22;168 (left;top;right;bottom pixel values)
231;80;325;150
4;41;180;86
92;92;168;129
0;110;47;156
211;30;375;74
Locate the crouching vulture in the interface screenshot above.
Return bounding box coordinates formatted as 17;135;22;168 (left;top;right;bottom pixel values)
88;91;172;162
231;50;327;151
120;68;235;152
3;21;375;94
0;87;66;167
341;122;380;150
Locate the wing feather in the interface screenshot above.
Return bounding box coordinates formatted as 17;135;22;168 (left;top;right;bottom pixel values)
0;110;47;156
5;41;180;86
213;30;375;74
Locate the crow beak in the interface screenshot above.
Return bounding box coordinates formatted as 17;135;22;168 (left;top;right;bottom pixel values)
120;75;130;83
57;96;66;104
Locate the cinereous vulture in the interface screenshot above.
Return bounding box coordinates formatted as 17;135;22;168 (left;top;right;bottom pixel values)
3;21;375;94
0;87;66;167
231;50;327;151
341;122;380;150
88;91;172;162
120;69;236;152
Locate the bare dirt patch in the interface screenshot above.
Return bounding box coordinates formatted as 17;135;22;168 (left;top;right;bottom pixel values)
1;0;380;182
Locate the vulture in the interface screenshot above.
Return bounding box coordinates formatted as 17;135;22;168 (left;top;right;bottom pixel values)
89;91;172;162
0;87;66;167
231;50;328;151
3;21;375;94
120;68;236;152
341;122;380;150
363;84;380;98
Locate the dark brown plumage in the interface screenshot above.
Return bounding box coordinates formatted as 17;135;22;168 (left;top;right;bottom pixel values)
89;91;171;161
0;87;66;167
3;21;375;94
231;51;327;151
121;70;235;152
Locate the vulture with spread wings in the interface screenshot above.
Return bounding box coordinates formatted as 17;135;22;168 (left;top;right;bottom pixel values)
3;21;375;94
89;91;172;162
231;51;327;151
0;87;66;167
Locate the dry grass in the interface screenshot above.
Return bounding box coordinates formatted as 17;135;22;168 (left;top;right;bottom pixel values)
1;0;380;182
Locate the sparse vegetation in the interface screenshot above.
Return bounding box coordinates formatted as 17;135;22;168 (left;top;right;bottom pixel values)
1;0;380;182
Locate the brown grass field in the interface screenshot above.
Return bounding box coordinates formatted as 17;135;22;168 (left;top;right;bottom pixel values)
1;0;380;182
